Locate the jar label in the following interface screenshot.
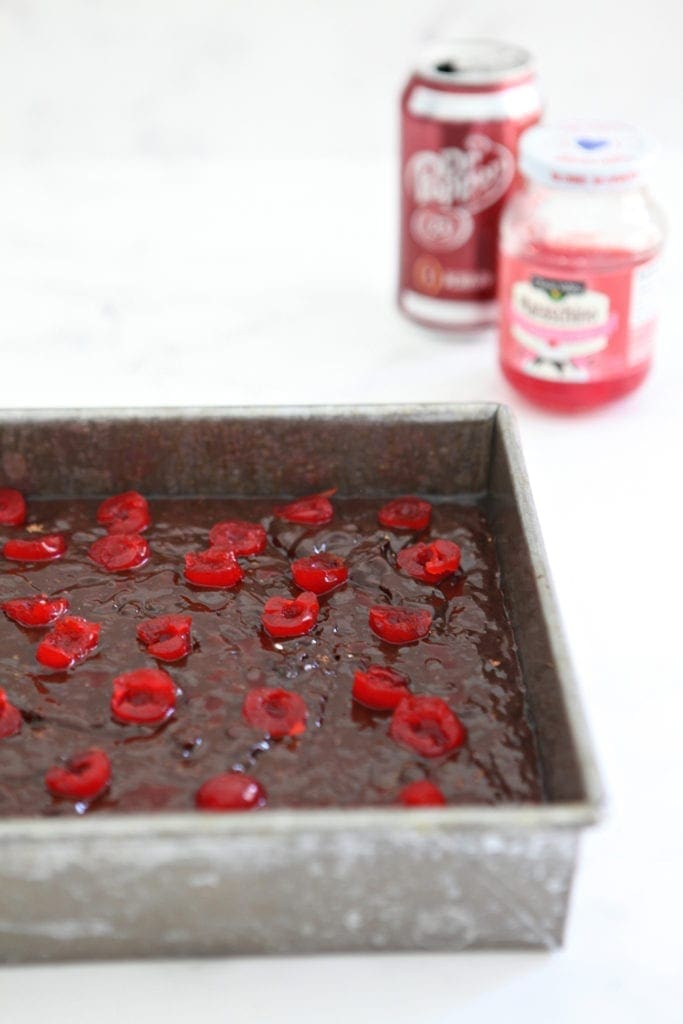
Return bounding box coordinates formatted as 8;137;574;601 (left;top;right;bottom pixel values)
499;253;659;383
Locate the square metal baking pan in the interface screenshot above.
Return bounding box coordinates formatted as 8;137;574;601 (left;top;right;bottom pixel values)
0;403;602;961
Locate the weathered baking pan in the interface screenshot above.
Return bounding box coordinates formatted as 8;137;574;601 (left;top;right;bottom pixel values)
0;404;602;961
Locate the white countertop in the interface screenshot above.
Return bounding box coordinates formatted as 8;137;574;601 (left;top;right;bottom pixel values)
1;2;682;1019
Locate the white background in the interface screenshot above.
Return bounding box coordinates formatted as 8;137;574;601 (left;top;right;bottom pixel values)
1;1;682;1021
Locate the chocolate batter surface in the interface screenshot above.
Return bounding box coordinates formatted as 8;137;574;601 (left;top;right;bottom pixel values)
0;497;544;815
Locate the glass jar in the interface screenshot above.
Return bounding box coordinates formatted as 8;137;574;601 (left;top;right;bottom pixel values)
498;122;665;411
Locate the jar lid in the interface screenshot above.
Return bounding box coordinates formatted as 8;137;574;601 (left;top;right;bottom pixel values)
519;121;656;190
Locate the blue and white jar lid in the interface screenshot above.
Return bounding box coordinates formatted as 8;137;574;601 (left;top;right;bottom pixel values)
519;121;657;190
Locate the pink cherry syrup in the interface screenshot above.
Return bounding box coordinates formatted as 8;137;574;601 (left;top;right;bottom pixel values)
499;241;659;412
497;123;665;412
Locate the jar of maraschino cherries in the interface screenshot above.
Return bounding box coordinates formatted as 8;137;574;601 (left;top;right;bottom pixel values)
498;122;665;411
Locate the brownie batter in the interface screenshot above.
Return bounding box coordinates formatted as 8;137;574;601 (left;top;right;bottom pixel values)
0;497;545;815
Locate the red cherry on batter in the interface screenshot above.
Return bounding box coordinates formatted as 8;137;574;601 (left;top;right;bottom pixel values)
242;687;308;738
352;665;410;710
291;553;348;594
397;539;462;583
36;616;100;669
378;496;431;531
274;489;335;525
390;696;466;758
137;614;192;661
89;533;150;572
0;488;27;526
44;748;111;801
97;491;150;534
398;780;446;806
3;534;67;562
2;594;69;627
111;668;177;725
0;688;22;739
184;547;243;587
261;591;319;638
196;772;266;811
208;520;267;556
368;605;432;644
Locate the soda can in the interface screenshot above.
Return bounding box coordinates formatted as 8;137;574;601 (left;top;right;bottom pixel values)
399;40;541;330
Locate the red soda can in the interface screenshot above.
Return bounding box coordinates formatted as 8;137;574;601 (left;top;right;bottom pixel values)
399;40;541;330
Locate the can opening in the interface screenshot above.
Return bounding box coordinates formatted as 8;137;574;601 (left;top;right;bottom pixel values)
417;41;534;86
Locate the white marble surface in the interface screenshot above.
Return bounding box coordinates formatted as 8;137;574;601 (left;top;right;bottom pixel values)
1;2;683;1021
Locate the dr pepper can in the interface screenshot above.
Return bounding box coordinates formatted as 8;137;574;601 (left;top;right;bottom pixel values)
399;40;541;330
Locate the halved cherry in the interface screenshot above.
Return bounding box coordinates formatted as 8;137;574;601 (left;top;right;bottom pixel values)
352;665;410;710
137;614;192;661
196;772;266;812
0;688;22;739
208;520;267;556
89;533;150;572
368;605;432;644
0;488;27;526
291;553;348;594
398;780;446;806
97;490;151;534
44;748;111;801
111;668;177;724
273;489;335;526
378;496;431;532
390;696;466;758
397;539;462;583
243;687;308;738
261;591;319;638
36;616;100;669
2;594;69;627
3;534;67;562
184;547;243;587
